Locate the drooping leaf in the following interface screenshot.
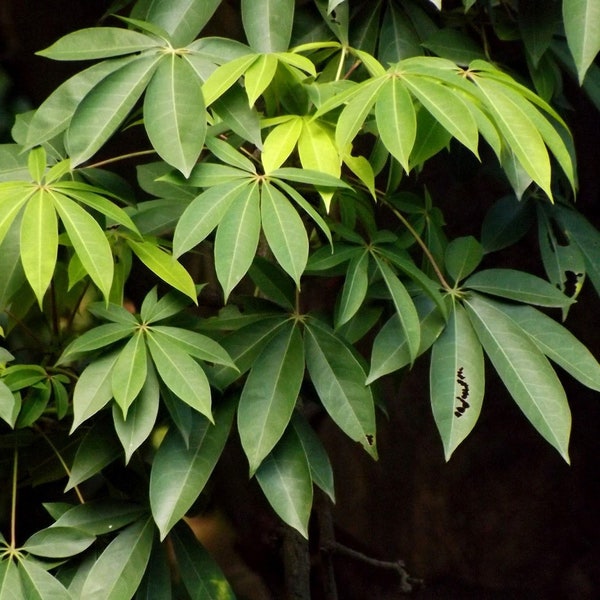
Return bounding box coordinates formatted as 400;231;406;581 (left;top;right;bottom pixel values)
255;426;313;538
150;399;235;539
134;537;172;600
304;319;377;458
241;0;295;53
79;518;154;600
563;0;600;83
143;55;206;177
430;302;484;460
238;322;304;473
465;293;571;462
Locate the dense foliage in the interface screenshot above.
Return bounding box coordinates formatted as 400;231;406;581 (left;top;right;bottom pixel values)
1;0;599;597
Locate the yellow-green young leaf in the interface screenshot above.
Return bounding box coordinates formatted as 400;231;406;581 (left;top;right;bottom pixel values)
150;400;235;539
335;250;369;328
27;147;46;183
202;54;258;106
0;185;31;245
430;303;484;461
67;55;161;167
255;426;313;538
465;293;571;462
51;191;114;300
244;53;279;107
126;237;197;302
215;182;261;300
18;559;71;600
111;331;147;417
375;77;416;172
143;54;206;178
563;0;600;83
261;117;303;173
242;0;295;53
146;330;212;420
238;322;304;474
260;182;309;287
343;152;375;198
304;319;377;458
20;189;58;306
79;517;154;600
473;76;552;198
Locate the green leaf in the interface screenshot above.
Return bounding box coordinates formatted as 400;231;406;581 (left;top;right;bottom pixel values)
367;295;446;383
378;1;421;62
202;54;258;106
51;192;114;299
375;257;421;364
52;501;146;535
150;400;235;539
142;0;222;46
211;85;263;147
255;426;312;538
79;518;154;600
444;236;483;284
126;237;197;301
173;180;252;258
0;558;23;600
375;77;416;172
66;417;122;490
242;0;295;52
135;538;172;600
37;28;159;60
20;189;57;306
304;319;377;458
430;303;484;461
18;559;71;600
464;268;574;308
205;135;256;172
244;53;279;106
238;322;304;474
149;326;236;368
71;351;120;431
88;302;139;326
144;55;206;177
518;0;560;67
481;195;535;253
292;413;335;502
111;331;147;417
261;182;309;286
140;288;191;324
409;107;452;168
261;117;303;173
422;29;486;65
214;182;261;300
146;331;212;419
249;256;296;309
495;302;600;392
563;0;600;83
27;147;46;183
67;55;160;167
0;382;19;428
269;167;349;189
22;527;95;558
336;250;369;328
464;293;571;462
170;522;235;600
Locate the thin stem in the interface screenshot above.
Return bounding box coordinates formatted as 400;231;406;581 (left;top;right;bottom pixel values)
85;149;156;170
10;446;18;549
335;46;348;81
50;281;60;339
3;309;43;346
66;281;91;332
36;426;85;504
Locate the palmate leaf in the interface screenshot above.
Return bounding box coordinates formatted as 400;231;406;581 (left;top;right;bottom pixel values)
464;293;571;462
170;522;235;600
255;426;313;538
244;53;279;107
21;526;96;558
143;54;206;177
304;318;377;458
0;381;20;428
430;303;484;461
79;517;154;600
67;54;161;167
444;236;483;284
241;0;295;53
0;185;30;245
150;399;235;539
238;321;304;474
201;54;258;106
211;85;263;148
52;500;146;535
261;117;303;173
18;559;71;600
563;0;600;83
112;330;147;417
261;182;309;287
214;181;261;300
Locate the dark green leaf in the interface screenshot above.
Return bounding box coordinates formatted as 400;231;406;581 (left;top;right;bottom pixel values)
444;236;483;284
22;527;95;558
52;501;146;535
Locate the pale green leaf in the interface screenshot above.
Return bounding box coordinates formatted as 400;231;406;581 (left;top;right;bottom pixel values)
261;117;303;173
214;182;261;300
150;400;235;539
144;55;206;177
201;54;258;106
238;322;304;473
304;319;377;458
0;186;30;246
242;0;295;52
430;303;484;460
255;426;312;538
67;55;161;167
79;518;154;600
0;382;19;428
563;0;600;83
465;293;571;462
261;182;309;286
146;330;212;419
37;28;159;60
205;135;256;172
27;147;46;183
244;53;279;106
